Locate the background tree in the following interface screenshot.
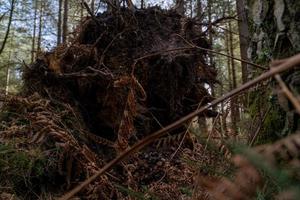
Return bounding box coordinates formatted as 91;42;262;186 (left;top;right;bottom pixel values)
236;0;249;84
0;0;15;55
246;0;300;142
57;0;63;45
62;0;69;43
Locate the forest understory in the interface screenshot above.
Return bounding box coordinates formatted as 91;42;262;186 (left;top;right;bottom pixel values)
1;1;300;200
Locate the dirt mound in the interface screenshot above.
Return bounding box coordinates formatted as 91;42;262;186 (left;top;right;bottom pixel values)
1;7;218;199
23;7;216;144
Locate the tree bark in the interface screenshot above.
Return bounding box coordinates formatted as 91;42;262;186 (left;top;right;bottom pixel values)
247;0;300;135
0;0;15;55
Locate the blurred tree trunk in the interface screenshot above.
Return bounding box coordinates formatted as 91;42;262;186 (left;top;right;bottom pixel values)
37;0;44;54
0;0;15;55
31;0;38;62
207;0;216;111
196;0;207;133
196;0;202;22
5;44;12;95
57;0;62;45
62;0;69;43
91;0;95;13
175;0;185;15
225;23;232;132
229;20;239;134
189;0;193;17
5;63;10;95
236;0;250;108
236;0;249;84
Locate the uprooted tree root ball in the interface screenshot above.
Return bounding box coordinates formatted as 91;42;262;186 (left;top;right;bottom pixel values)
0;8;220;199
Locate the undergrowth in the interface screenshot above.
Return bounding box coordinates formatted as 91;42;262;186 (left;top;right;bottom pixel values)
0;143;47;197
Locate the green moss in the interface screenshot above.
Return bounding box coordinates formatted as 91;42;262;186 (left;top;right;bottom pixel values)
247;89;286;145
179;187;192;197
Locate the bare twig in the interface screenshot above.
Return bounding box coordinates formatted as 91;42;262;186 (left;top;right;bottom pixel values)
100;30;126;65
170;95;210;160
274;74;300;114
81;0;117;13
59;54;300;200
203;15;237;34
175;34;267;70
249;106;271;146
204;111;222;151
80;0;101;27
271;58;300;114
0;12;8;22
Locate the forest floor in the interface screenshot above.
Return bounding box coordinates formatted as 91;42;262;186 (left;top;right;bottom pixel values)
1;7;300;200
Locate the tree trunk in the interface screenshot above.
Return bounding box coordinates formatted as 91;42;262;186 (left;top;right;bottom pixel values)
5;64;10;95
5;50;12;95
196;0;207;133
247;0;300;135
207;0;216;105
91;0;95;13
175;0;185;15
236;0;250;84
62;0;69;43
37;0;44;54
0;0;15;55
31;0;38;62
189;0;193;17
196;0;201;18
229;20;239;135
57;0;63;45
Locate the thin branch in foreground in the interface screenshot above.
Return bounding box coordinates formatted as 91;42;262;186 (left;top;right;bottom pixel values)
59;53;300;200
249;106;271;146
271;58;300;114
274;74;300;115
